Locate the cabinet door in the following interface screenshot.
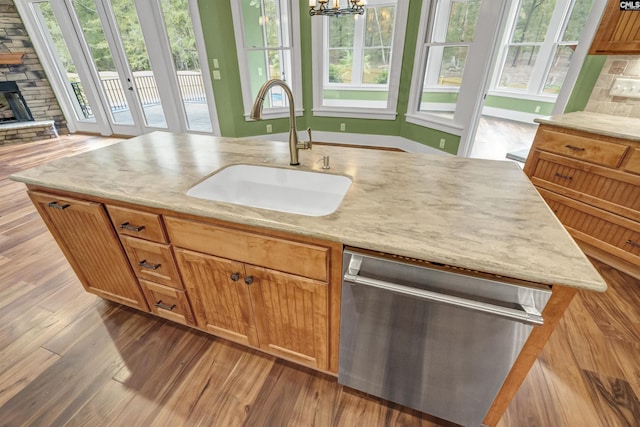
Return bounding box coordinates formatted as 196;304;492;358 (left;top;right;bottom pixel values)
28;191;148;310
590;0;640;54
174;248;259;347
246;265;328;370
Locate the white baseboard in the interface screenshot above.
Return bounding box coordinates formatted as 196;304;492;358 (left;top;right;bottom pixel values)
250;131;449;155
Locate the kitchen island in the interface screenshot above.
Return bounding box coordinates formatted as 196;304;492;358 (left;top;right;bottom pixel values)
11;131;607;426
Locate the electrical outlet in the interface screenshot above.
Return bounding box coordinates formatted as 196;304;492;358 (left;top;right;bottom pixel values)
266;124;272;133
212;58;219;69
212;70;221;80
439;138;446;149
340;123;346;131
534;105;541;113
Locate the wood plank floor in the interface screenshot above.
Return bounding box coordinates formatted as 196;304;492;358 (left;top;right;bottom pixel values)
1;134;639;426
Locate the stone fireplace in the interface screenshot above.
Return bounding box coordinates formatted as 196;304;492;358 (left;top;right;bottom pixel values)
0;0;68;145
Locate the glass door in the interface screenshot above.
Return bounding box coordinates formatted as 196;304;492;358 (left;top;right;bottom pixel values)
18;0;218;136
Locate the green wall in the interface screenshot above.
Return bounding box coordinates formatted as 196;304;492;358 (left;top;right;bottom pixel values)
564;55;607;113
485;95;554;115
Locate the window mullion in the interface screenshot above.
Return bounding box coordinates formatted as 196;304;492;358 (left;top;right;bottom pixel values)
352;13;365;86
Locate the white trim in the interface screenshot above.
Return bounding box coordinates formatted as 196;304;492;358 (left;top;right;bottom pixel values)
250;131;450;155
481;106;544;124
405;113;463;135
311;1;408;117
487;90;557;103
244;108;304;121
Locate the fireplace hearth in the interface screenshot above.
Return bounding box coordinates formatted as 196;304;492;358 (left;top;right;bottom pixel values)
0;81;34;124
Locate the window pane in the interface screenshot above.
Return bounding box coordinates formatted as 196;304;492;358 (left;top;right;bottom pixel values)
498;45;540;90
160;0;212;132
511;0;557;43
365;6;395;47
363;48;390;84
445;0;481;43
241;0;288;48
329;15;355;48
329;49;353;84
543;44;573;94
562;0;594;42
34;2;96;122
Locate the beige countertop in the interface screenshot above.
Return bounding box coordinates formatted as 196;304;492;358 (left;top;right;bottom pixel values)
535;111;640;141
10;131;607;292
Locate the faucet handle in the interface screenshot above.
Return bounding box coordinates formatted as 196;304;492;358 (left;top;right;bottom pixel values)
304;127;313;150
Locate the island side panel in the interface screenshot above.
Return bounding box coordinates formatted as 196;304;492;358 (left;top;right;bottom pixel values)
483;285;578;426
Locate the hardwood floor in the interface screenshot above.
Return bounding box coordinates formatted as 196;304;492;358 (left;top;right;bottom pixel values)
1;134;639;426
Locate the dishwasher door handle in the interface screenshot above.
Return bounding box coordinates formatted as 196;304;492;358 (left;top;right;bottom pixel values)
343;273;544;325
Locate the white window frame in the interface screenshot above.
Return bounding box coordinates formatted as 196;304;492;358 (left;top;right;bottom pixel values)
311;0;409;120
490;0;587;101
406;0;509;137
230;0;303;120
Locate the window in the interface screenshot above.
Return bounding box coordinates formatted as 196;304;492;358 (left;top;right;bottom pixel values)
231;0;302;119
494;0;594;96
311;0;409;119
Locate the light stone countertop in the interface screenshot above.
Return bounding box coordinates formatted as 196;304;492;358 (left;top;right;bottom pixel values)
535;111;640;141
10;131;607;292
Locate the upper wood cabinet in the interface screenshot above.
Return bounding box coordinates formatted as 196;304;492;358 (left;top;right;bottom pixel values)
590;1;640;54
28;191;148;310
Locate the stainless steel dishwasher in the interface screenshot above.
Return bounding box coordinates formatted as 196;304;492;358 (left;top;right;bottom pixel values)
339;249;552;427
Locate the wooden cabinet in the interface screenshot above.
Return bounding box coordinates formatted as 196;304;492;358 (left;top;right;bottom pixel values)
28;191;148;310
590;1;640;54
106;205;194;326
167;216;336;371
524;125;640;279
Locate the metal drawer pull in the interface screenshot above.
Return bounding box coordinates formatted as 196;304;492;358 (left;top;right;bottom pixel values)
138;260;161;270
344;273;544;325
564;144;585;151
230;272;240;281
119;222;145;232
154;300;176;311
47;201;70;209
625;239;640;248
554;172;573;180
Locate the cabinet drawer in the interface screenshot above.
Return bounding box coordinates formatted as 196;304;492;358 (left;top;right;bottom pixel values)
529;152;640;220
535;128;628;168
140;279;194;325
539;189;640;266
165;216;329;282
107;205;167;243
121;235;183;289
624;148;640;176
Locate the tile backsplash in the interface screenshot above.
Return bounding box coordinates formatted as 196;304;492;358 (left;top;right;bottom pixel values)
585;55;640;118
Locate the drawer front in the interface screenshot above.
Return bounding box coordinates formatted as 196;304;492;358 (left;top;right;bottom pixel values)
121;235;183;288
535;128;628;168
624;148;640;176
540;189;640;265
107;205;167;243
165;216;329;282
530;153;640;217
140;279;194;325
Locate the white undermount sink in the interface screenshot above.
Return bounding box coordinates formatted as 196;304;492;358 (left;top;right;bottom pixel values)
186;164;352;217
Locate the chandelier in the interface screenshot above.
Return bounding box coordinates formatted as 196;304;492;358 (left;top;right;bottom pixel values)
309;0;366;17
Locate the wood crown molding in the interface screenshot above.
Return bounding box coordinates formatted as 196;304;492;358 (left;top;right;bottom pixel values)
0;52;25;65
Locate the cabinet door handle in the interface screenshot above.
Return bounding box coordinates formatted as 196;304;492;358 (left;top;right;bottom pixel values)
138;260;161;270
119;222;146;232
154;300;176;311
554;172;573;180
244;276;254;285
47;201;70;209
230;272;240;281
564;144;585;152
625;239;640;248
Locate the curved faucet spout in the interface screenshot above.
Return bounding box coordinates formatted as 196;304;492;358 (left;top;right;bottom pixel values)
250;79;311;166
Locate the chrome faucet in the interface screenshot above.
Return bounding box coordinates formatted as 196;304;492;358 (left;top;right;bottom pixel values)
250;78;312;166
